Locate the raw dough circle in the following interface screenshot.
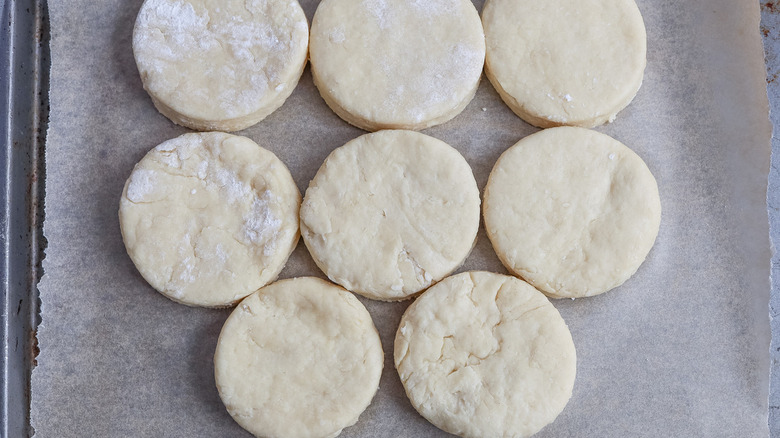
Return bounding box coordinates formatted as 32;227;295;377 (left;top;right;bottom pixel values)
215;277;384;438
483;127;661;298
395;271;576;438
133;0;309;132
300;130;480;301
309;0;485;131
482;0;646;128
119;132;300;307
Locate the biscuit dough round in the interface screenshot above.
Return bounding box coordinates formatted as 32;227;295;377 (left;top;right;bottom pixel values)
395;271;576;438
300;130;480;301
483;127;661;298
215;277;384;438
309;0;485;131
119;132;300;307
133;0;309;132
482;0;646;128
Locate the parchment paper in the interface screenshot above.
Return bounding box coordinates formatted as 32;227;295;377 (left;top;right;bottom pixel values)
31;0;772;436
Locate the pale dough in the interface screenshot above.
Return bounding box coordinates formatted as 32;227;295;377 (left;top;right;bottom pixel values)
395;271;576;438
118;132;300;307
133;0;309;132
300;130;480;301
309;0;485;131
483;127;661;298
482;0;646;128
214;277;383;438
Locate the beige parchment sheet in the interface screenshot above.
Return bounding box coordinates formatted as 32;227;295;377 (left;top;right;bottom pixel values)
31;0;772;436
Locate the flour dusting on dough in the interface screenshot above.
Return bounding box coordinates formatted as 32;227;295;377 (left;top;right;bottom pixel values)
126;168;158;203
118;132;300;307
242;190;283;256
133;0;308;119
213;168;252;204
312;0;484;128
363;0;391;29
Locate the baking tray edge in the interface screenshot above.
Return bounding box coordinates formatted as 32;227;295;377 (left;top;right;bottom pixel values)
0;0;49;437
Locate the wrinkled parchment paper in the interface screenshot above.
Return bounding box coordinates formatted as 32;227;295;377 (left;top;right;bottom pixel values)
32;0;772;436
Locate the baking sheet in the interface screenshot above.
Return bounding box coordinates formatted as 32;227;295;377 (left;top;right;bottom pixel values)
31;0;772;436
1;1;47;437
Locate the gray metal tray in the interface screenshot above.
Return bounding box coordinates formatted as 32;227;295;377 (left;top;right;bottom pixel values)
3;0;780;436
0;0;48;436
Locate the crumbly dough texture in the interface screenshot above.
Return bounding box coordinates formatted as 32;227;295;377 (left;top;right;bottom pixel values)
215;277;383;438
133;0;309;131
482;0;646;128
483;127;661;298
395;271;576;438
300;130;480;301
119;132;300;307
309;0;485;131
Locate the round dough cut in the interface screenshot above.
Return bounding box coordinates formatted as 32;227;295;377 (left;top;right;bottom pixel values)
133;0;309;132
395;271;576;438
483;127;661;298
215;277;384;438
482;0;646;128
309;0;485;131
300;130;481;301
119;132;301;307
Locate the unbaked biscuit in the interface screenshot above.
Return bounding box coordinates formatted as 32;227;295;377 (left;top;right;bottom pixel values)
300;130;480;301
215;277;383;438
119;132;300;307
309;0;485;131
483;127;661;298
395;271;576;438
133;0;309;131
482;0;646;128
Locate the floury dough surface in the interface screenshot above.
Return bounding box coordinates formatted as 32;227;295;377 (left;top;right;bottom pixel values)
300;130;481;301
395;272;576;438
133;0;309;131
482;0;646;128
119;132;300;307
309;0;485;131
483;127;661;298
214;277;384;438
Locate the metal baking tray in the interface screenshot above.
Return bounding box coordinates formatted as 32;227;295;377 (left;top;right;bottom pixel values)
1;0;48;436
2;0;780;436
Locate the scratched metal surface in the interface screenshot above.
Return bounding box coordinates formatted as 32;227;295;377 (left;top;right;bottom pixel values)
0;0;48;438
0;0;47;437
